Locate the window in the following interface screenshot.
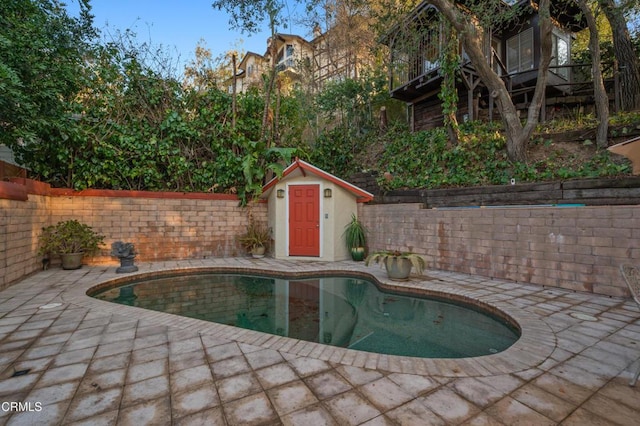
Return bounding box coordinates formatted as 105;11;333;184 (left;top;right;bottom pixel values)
247;64;254;76
506;28;533;74
277;44;295;66
491;38;502;75
551;31;570;80
420;24;440;75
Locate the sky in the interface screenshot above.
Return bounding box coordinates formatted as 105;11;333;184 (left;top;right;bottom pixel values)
65;0;310;71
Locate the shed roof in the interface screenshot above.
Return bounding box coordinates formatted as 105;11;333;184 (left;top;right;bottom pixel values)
261;158;374;202
0;144;23;168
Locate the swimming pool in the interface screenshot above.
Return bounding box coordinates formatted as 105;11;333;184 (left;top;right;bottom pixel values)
90;271;519;358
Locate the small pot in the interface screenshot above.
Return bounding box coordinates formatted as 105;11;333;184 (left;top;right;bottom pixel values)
251;245;266;258
350;247;366;261
384;257;412;280
116;257;138;273
60;252;83;270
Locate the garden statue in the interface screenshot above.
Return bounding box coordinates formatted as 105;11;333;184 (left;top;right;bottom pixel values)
111;241;138;273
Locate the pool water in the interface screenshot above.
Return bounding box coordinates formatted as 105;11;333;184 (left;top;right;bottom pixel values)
92;273;519;358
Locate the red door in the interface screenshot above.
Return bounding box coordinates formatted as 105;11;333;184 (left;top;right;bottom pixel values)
289;185;320;256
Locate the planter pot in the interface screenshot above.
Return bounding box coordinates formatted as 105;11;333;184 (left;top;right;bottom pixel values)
251;246;266;258
60;253;83;270
384;257;413;280
350;247;366;261
116;257;138;274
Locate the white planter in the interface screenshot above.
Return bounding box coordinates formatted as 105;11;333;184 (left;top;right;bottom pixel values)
384;257;412;280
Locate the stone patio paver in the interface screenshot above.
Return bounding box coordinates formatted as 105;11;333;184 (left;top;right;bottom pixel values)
0;258;637;425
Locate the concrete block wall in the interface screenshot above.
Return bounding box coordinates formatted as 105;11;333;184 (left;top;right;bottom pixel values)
0;179;266;289
49;195;267;263
3;177;639;298
0;194;50;289
360;203;640;297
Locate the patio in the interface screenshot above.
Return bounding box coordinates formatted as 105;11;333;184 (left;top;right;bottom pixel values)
0;258;638;425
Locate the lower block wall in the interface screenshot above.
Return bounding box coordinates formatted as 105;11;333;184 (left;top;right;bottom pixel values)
0;180;266;290
360;203;640;297
3;179;639;297
0;195;50;288
49;196;266;264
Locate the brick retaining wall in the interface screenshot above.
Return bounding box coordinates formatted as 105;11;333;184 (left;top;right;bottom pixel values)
0;179;266;290
49;193;265;264
0;194;49;287
359;203;640;297
3;178;639;297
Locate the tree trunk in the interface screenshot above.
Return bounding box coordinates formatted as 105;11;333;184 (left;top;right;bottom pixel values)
578;0;609;148
428;0;553;162
231;53;237;130
274;79;281;146
231;53;240;155
261;43;277;146
379;106;388;133
261;11;279;147
599;0;640;111
440;20;460;146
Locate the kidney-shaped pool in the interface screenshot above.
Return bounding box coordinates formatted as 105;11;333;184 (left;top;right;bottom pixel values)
89;272;520;359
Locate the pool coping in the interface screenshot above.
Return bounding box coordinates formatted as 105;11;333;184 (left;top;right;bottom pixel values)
59;260;556;378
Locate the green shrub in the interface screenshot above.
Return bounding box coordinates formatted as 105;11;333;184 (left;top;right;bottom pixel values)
377;120;632;190
38;220;105;255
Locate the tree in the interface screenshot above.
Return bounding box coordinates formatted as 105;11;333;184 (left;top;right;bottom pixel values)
425;0;554;162
438;20;460;146
308;0;379;84
598;0;640;111
212;0;285;146
0;0;95;177
183;40;229;91
577;0;609;148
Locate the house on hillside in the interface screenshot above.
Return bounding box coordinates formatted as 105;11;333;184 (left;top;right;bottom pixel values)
264;33;313;93
267;33;313;75
231;34;313;94
384;0;589;131
232;26;376;94
231;51;266;94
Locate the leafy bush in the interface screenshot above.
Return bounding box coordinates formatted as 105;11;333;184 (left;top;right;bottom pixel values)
308;128;357;178
38;220;105;255
377;121;632;190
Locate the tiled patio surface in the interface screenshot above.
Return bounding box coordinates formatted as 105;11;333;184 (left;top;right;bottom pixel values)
0;258;639;425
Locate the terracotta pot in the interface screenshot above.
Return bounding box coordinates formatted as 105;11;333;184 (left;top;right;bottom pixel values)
60;252;83;270
384;257;412;280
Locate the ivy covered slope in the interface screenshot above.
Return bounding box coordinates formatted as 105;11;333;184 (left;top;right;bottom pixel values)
371;115;637;191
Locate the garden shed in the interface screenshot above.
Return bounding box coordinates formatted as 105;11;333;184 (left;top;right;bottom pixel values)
261;159;374;261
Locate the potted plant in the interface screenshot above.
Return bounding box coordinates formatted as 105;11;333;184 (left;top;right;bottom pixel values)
365;250;426;281
344;213;367;261
238;222;271;258
38;220;105;270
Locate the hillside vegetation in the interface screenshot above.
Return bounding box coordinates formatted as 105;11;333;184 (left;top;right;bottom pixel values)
4;1;639;203
330;112;639;191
